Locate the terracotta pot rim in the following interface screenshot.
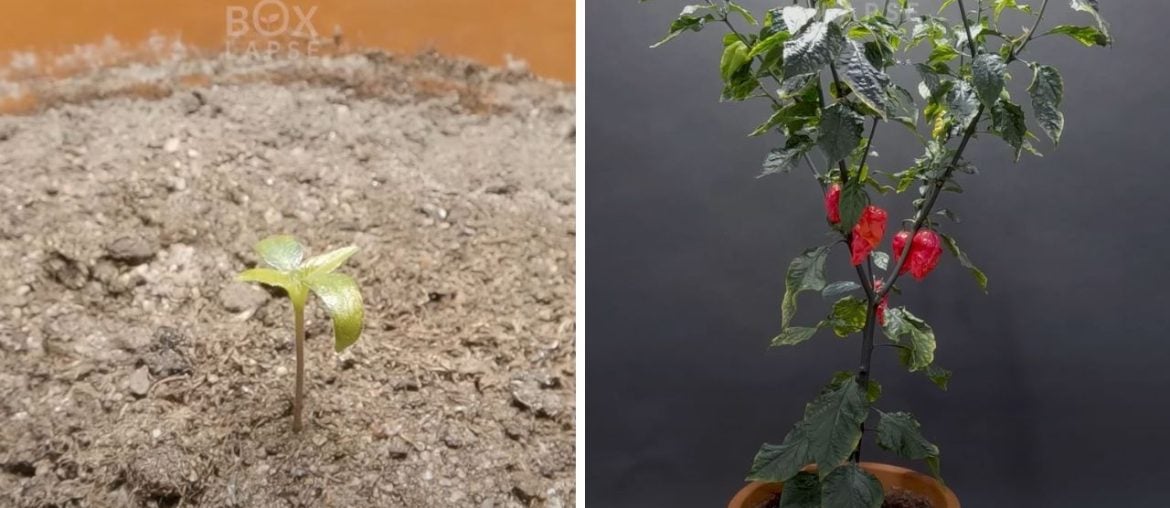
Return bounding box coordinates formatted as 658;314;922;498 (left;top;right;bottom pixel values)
728;462;960;508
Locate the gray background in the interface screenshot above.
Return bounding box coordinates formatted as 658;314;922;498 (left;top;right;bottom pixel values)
586;1;1170;506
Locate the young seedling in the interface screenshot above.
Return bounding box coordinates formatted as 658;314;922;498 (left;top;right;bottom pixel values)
237;235;364;432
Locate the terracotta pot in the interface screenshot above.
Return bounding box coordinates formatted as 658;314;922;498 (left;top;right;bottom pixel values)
728;462;960;508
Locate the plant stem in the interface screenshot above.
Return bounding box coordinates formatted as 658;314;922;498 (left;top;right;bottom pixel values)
293;303;305;433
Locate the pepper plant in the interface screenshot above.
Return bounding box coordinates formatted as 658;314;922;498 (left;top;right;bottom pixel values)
237;235;364;432
649;0;1110;503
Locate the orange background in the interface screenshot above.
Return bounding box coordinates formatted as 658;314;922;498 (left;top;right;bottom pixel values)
0;0;574;82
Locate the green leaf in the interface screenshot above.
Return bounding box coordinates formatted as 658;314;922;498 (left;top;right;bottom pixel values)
779;472;822;508
255;235;304;271
726;1;758;26
1070;0;1111;44
836;40;890;118
1028;64;1065;144
817;104;865;166
821;463;883;508
837;181;867;231
748;30;791;60
991;98;1027;161
944;81;980;132
1046;25;1109;47
761;141;813;176
939;233;988;292
830;296;867;337
876;412;941;478
882;308;936;372
305;272;365;352
993;0;1031;21
721;40;752;82
651;5;716;48
772;325;822;347
783;21;845;78
887;85;918;130
748;429;812;483
300;245;359;276
748;377;870;482
972;54;1006;110
781;246;831;328
926;364;952;391
822;281;861;299
926;44;960;67
237;267;306;304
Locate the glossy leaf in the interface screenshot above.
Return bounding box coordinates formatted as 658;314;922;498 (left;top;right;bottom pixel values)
876;411;941;478
761;141;812;177
821;463;883;508
780;6;819;34
822;281;861;299
991;99;1027;161
721;40;752;82
781;246;831;328
972;54;1006;110
300;245;359;276
256;235;304;271
836;40;890;118
837;181;867;231
1028;64;1065;144
305;272;365;352
783;21;845;78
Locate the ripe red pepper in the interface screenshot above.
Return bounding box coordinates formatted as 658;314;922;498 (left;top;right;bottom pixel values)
850;205;887;266
825;184;841;224
893;229;943;281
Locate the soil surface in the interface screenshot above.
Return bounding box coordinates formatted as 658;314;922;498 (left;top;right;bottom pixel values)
0;51;575;507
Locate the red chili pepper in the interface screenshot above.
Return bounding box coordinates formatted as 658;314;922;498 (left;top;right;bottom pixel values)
850;205;887;266
908;229;943;281
825;184;841;224
892;228;943;281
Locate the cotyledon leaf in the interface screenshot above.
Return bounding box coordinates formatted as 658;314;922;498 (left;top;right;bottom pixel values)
305;272;365;352
300;245;359;276
255;235;304;271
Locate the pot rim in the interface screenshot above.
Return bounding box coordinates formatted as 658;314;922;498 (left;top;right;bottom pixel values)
728;462;960;508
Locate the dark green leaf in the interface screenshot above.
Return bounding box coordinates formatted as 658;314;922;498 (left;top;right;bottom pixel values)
882;307;936;372
778;472;821;508
830;297;868;337
887;85;918;129
1028;64;1065;144
782;246;831;328
837;181;867;230
991;99;1027;161
876;411;941;478
783;21;845;78
761;141;812;176
939;233;988;292
972;54;1006;110
822;281;861;299
748;432;811;483
773;325;823;347
926;364;952;391
836;40;890;118
802;380;869;476
818;103;865;165
821;463;883;508
1046;25;1109;47
651;5;716;48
